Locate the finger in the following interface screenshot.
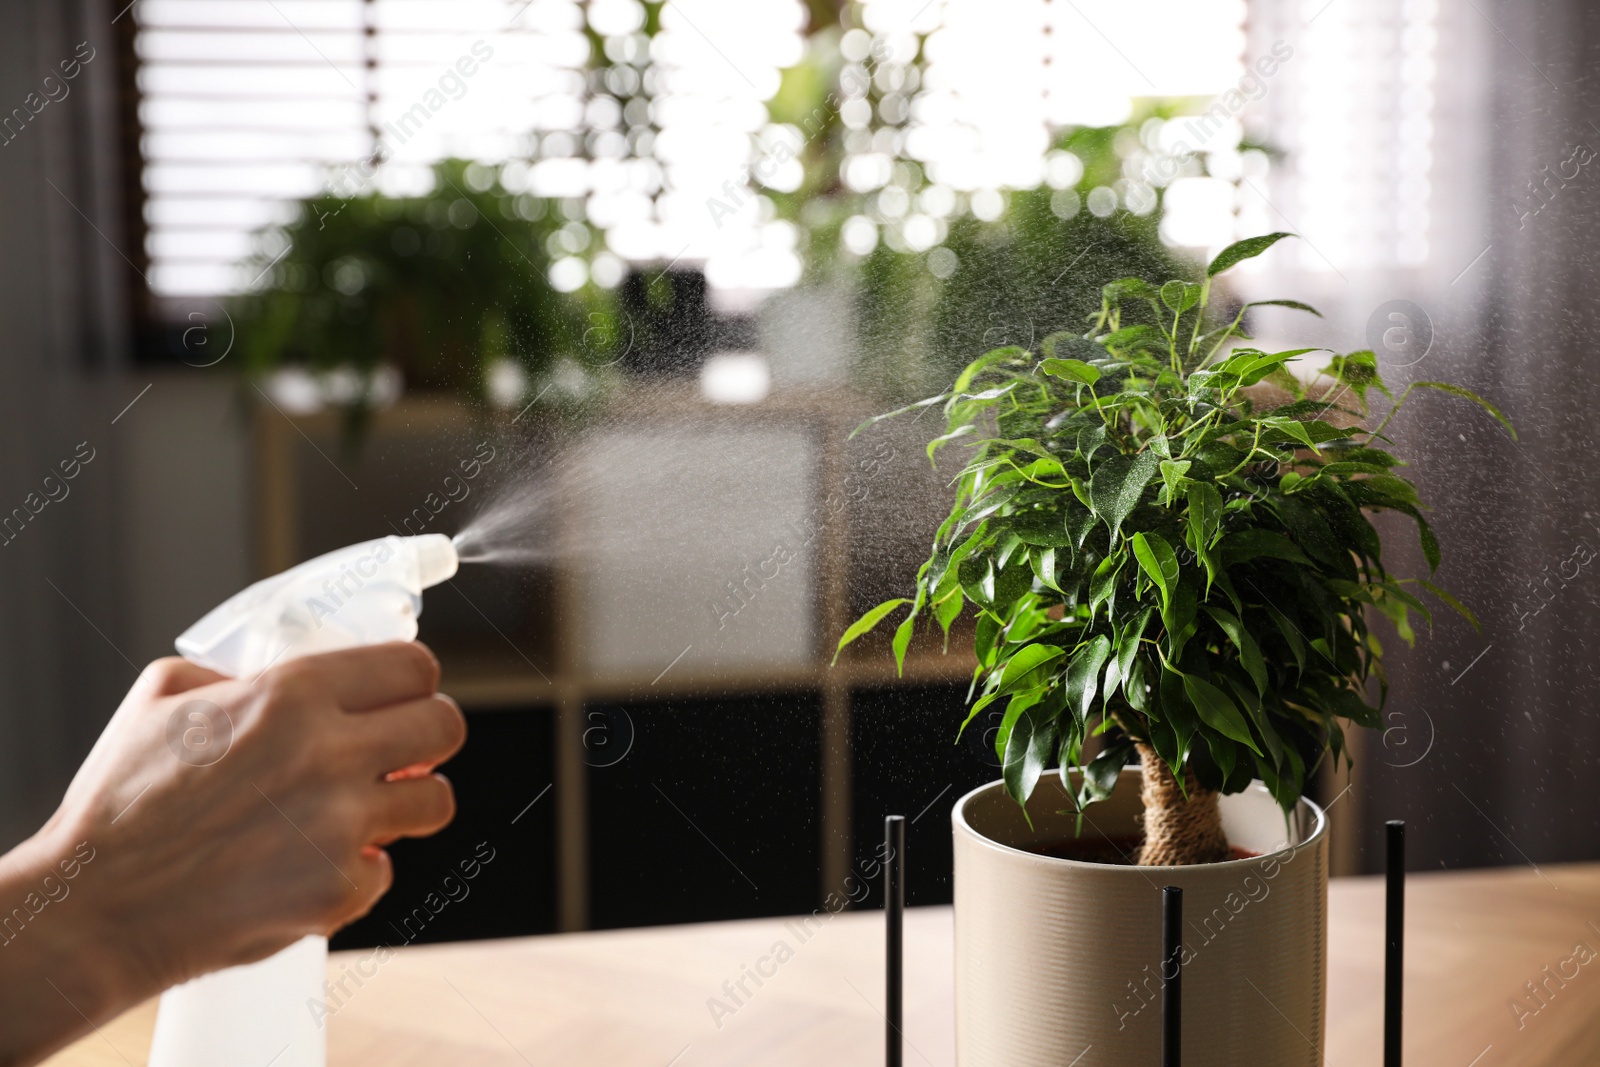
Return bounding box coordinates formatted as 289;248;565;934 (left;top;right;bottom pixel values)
350;694;466;775
283;641;440;712
140;657;230;697
330;847;395;933
366;774;456;843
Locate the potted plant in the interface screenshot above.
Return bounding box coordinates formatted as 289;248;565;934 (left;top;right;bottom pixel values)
836;232;1513;1063
230;159;622;436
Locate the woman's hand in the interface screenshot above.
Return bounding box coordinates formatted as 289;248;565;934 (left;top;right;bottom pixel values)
0;642;465;1066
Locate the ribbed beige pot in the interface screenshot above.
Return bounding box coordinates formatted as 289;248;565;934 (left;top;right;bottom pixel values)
953;767;1327;1066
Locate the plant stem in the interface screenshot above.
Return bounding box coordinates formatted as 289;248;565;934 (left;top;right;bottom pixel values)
1136;744;1230;865
1220;422;1266;479
1185;279;1211;368
1365;382;1419;440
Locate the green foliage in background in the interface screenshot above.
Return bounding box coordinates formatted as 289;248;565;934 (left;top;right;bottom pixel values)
231;159;622;429
763;43;1210;401
837;233;1515;816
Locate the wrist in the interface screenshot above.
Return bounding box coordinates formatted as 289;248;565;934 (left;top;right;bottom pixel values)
0;824;146;1065
4;822;147;1012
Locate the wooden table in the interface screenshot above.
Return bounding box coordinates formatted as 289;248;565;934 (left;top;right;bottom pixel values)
44;865;1600;1066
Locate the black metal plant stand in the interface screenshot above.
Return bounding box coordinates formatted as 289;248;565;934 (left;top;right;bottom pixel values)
1161;886;1183;1067
885;815;905;1067
1386;820;1406;1066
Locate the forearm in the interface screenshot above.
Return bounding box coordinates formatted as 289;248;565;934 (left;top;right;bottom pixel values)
0;824;143;1067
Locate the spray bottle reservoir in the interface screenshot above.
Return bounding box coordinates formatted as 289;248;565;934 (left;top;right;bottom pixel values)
151;533;459;1067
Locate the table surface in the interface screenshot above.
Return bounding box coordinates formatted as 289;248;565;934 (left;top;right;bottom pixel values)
43;864;1600;1067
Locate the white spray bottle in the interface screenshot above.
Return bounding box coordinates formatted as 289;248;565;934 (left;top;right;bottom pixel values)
147;533;460;1067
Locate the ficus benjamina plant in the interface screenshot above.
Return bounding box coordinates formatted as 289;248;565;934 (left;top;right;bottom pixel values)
835;232;1516;865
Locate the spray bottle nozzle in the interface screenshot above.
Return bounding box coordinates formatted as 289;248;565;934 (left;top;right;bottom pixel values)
416;533;460;586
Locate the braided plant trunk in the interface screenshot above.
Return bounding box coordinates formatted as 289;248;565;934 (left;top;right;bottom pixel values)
1135;743;1230;866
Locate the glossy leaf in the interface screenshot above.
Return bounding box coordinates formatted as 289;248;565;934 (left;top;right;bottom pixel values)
833;598;908;663
1207;231;1294;277
1181;672;1262;754
996;643;1067;694
1089;451;1161;541
1406;381;1517;440
1131;531;1179;611
1244;298;1322;318
1041;357;1102;386
1002;704;1057;810
1203;606;1268;695
1065;635;1112;721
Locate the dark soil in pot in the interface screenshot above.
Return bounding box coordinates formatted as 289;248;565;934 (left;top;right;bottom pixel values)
1027;833;1261;865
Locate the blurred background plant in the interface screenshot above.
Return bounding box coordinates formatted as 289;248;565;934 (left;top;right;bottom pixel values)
231;159;623;434
228;2;1270;427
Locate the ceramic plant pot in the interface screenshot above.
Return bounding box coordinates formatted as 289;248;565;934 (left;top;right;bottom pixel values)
953;767;1328;1066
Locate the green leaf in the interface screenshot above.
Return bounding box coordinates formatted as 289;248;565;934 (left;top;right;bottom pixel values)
996;643;1067;695
1103;277;1159;303
1323;350;1390;407
1203;606;1268;695
1243;298;1322;318
1260;604;1307;678
1230;349;1323;387
1159;459;1191;504
1041;357;1102;386
926;424;977;462
1181;672;1263;754
974;610;1002;670
1099;324;1160;350
1220;529;1313;568
1222;674;1280;765
1065;496;1098;551
849;395;946;439
1030;545;1063;593
1160;279;1202;313
1404;578;1480;632
1116;608;1154;698
1131;531;1179;611
1322;686;1382;730
1089;555;1121;619
992;556;1035;614
934;588;965;635
1078;740;1133;808
1065;635;1112;721
1002;704;1057;809
1411;510;1441;572
952;346;1025;393
892;613;916;675
1088;451;1161;541
1207;231;1294;277
1122;654;1152;714
1259;415;1319;451
1186;481;1223;551
1408;381;1517;440
1161;580;1198;663
958;554;996;606
995;530;1025;571
1008;508;1075;547
833;598;909;663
